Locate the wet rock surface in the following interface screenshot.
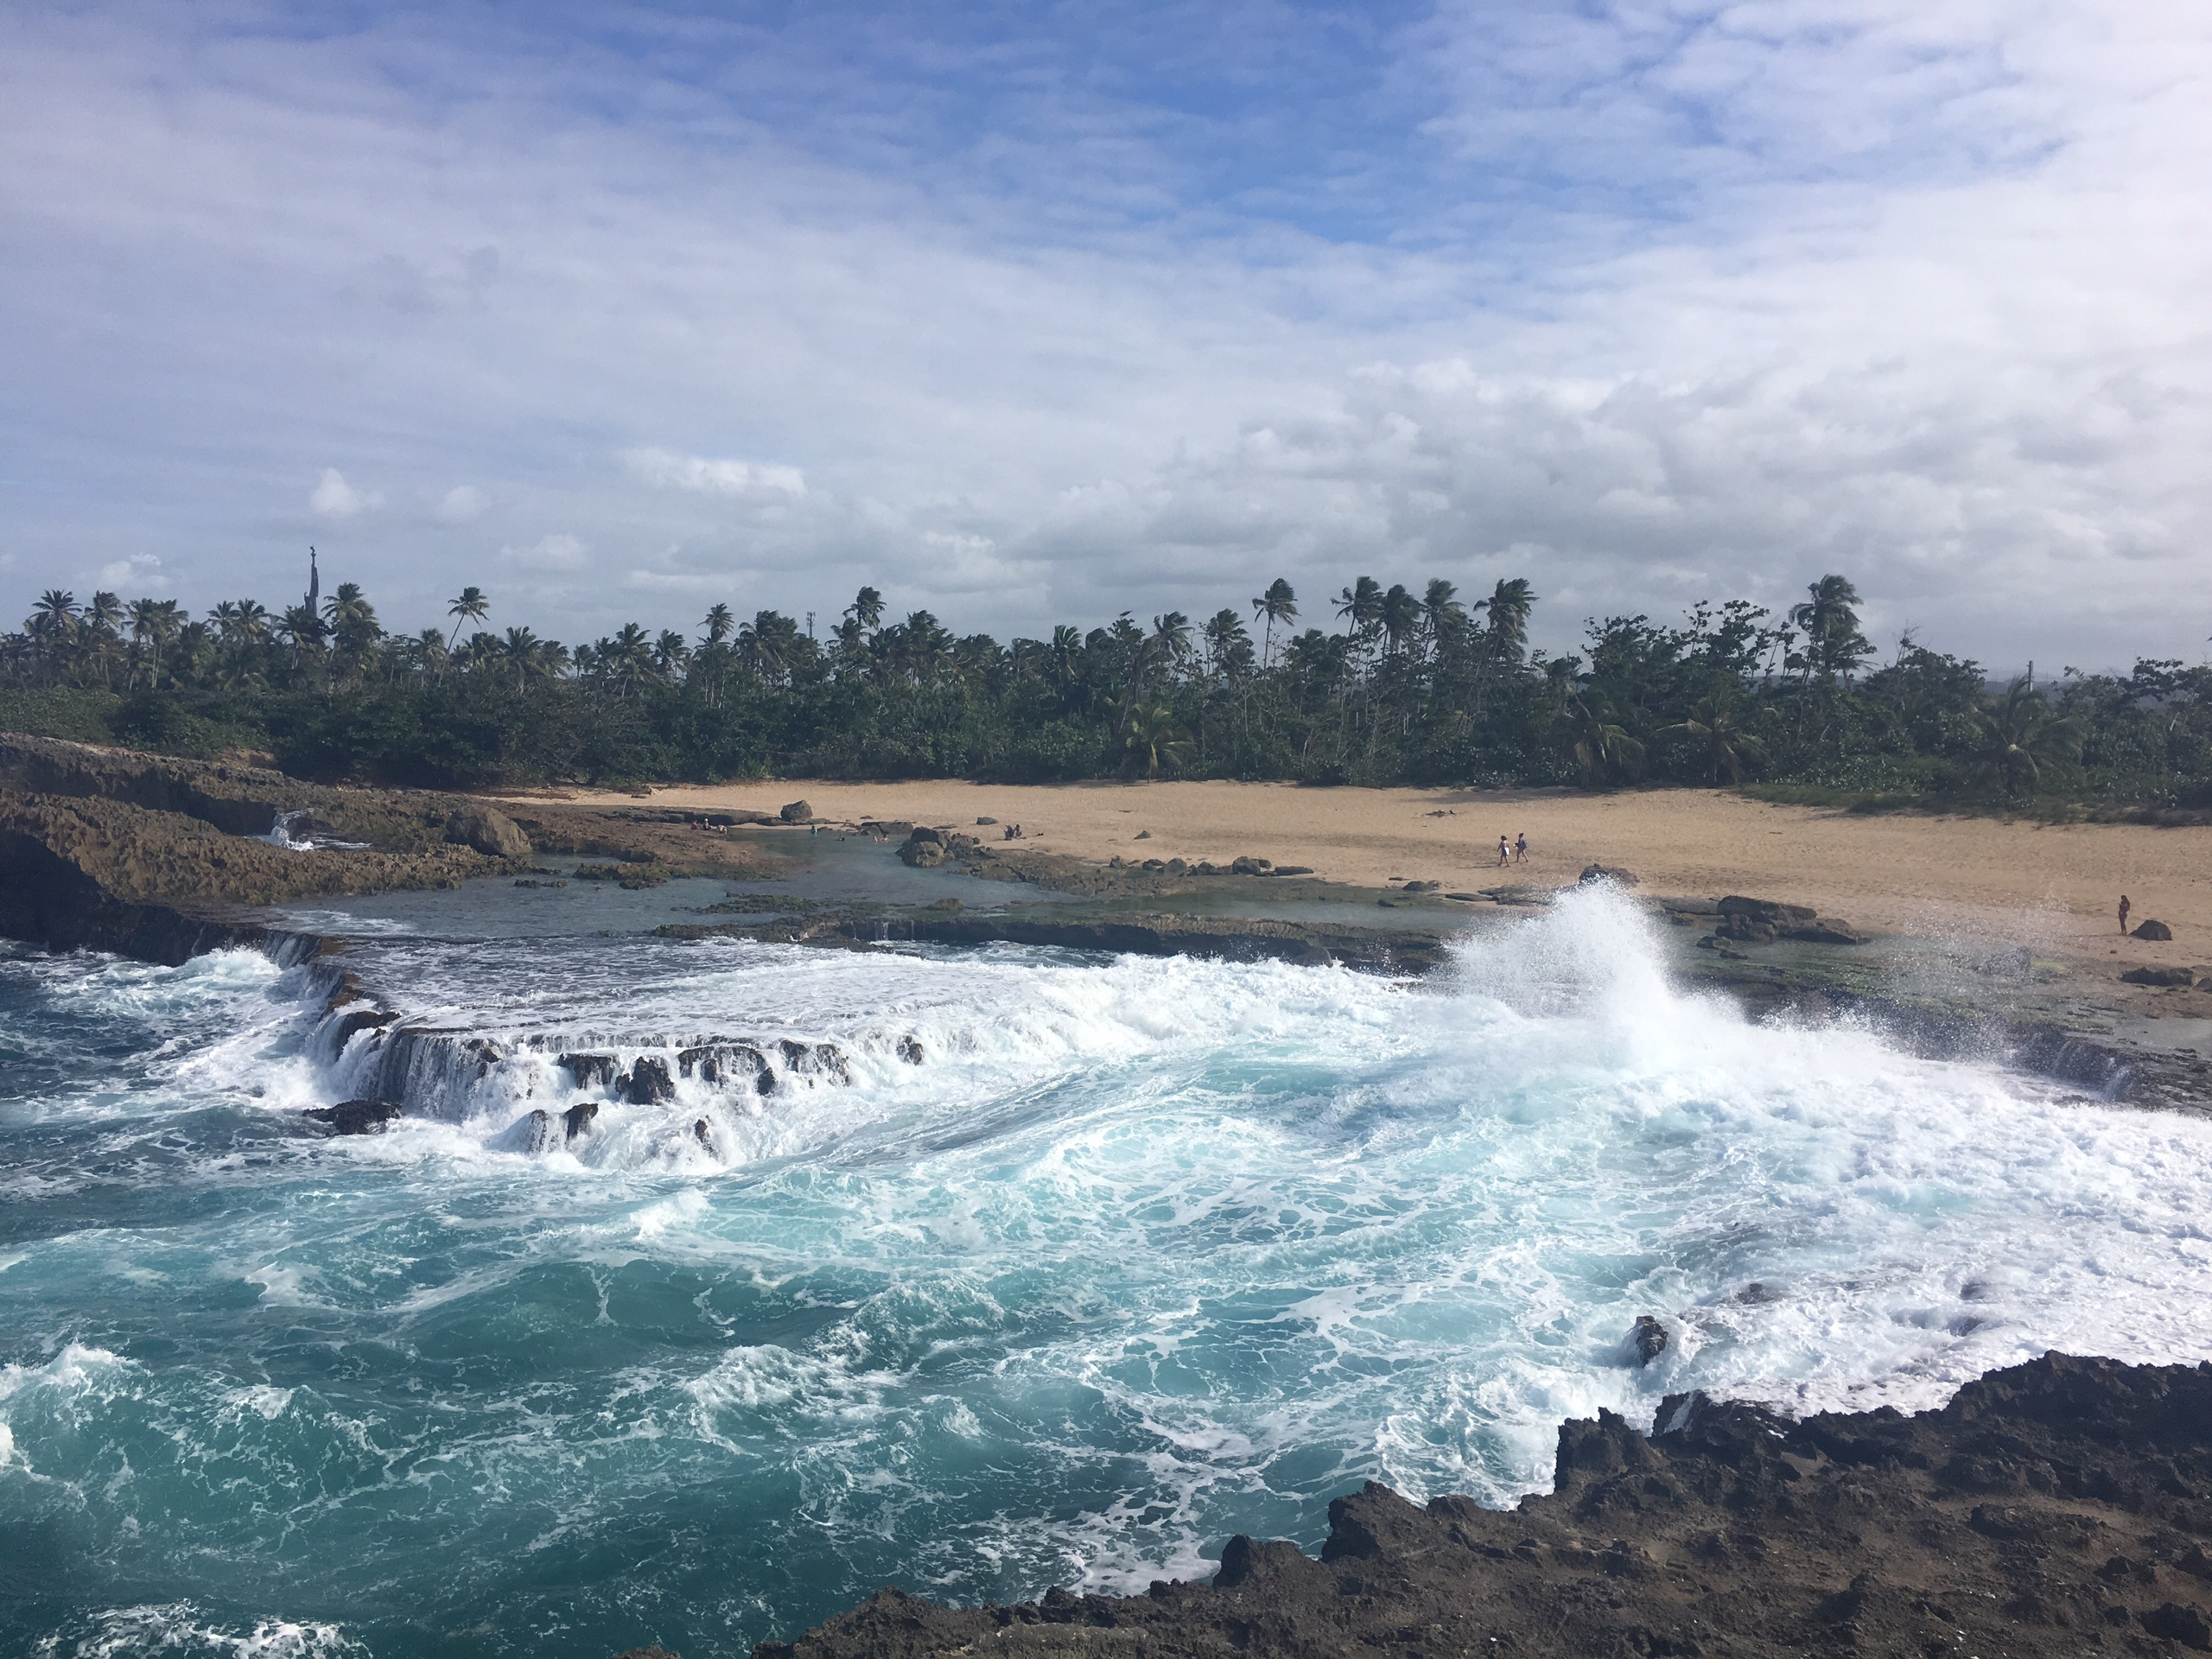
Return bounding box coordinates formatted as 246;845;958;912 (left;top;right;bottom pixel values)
751;1352;2212;1659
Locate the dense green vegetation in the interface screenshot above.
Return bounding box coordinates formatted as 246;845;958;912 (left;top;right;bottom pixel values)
5;574;2209;811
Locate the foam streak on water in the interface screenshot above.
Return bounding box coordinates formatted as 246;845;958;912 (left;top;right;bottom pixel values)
3;887;2209;1657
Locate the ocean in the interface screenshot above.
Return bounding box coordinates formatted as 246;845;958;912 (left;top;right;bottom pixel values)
4;886;2210;1657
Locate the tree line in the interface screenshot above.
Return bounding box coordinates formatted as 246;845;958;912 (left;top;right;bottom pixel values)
5;571;2209;811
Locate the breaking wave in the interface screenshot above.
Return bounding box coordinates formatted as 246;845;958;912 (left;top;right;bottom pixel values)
3;886;2210;1657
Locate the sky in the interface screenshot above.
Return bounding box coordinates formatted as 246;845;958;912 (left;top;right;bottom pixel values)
2;0;2208;669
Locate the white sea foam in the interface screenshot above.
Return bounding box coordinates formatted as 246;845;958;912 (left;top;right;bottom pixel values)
8;890;2212;1637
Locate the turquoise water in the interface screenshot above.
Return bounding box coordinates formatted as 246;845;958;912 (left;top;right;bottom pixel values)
5;888;2212;1657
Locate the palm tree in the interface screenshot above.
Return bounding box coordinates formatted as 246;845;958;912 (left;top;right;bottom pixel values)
653;629;690;680
1335;575;1383;639
81;590;124;686
845;587;885;635
499;626;543;692
27;590;77;683
1148;611;1193;683
1789;575;1872;683
1553;694;1645;786
1380;583;1421;658
1969;677;2082;799
605;622;655;698
740;610;804;684
1119;702;1192;779
1201;609;1253;680
1421;579;1465;658
1252;578;1297;668
700;603;734;645
1662;695;1768;784
446;586;490;651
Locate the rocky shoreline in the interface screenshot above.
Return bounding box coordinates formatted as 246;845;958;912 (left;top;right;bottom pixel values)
736;1351;2212;1659
4;735;2207;1114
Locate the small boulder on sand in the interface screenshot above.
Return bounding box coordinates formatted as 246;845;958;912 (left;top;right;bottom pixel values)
780;799;812;823
2132;918;2175;941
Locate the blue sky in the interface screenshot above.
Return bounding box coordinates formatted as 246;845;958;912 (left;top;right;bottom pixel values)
2;1;2208;665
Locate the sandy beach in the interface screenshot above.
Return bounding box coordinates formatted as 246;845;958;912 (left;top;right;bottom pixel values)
516;780;2212;969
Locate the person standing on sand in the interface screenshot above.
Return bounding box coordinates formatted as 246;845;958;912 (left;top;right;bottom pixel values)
1497;835;1510;867
2119;895;2131;934
1514;832;1528;864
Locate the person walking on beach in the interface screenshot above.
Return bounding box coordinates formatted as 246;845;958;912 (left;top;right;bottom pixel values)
2119;895;2132;934
1497;835;1510;867
1514;832;1528;864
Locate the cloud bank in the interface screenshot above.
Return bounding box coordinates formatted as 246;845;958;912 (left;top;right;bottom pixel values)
0;1;2206;667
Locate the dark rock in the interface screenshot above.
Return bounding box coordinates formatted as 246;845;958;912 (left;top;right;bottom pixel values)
1580;864;1638;887
612;1648;683;1659
2122;966;2196;987
678;1044;769;1088
1631;1314;1669;1364
304;1098;404;1135
693;1117;712;1147
753;1351;2212;1659
563;1101;599;1141
619;1057;676;1104
1230;855;1272;875
559;1052;620;1089
442;804;531;860
899;827;949;868
1719;894;1818;925
779;1039;851;1084
2144;1603;2212;1649
2132;918;2174;941
975;817;997;825
1716;912;1779;944
1266;864;1314;877
779;799;812;823
1134;830;1151;839
896;1035;925;1065
1783;918;1864;944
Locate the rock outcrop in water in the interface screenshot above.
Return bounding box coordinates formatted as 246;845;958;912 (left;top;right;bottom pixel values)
751;1351;2212;1659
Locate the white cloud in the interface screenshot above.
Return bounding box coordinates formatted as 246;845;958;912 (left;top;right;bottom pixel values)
95;552;162;590
502;533;588;571
308;468;379;518
437;485;487;523
0;3;2206;666
625;448;806;498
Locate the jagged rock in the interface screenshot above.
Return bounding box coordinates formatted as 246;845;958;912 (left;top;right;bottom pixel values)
619;1057;676;1104
1141;858;1166;871
304;1098;404;1135
2144;1602;2212;1649
1230;855;1272;875
1580;864;1638;887
563;1101;599;1141
1134;829;1152;839
779;799;812;823
1165;857;1188;875
2121;966;2196;987
494;1108;557;1154
975;816;997;825
442;804;531;860
779;1039;851;1084
749;1351;2212;1659
1267;864;1315;877
677;1043;770;1089
692;1117;712;1147
1631;1314;1669;1364
559;1052;620;1089
2133;918;2175;941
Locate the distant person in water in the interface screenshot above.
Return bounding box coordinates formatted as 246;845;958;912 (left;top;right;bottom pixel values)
1514;832;1528;863
2119;895;2132;934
